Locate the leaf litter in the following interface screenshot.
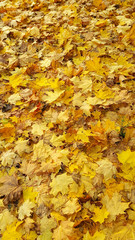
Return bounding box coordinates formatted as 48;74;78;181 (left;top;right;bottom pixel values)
0;0;135;239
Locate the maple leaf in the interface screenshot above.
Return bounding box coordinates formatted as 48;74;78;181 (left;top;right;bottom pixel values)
14;139;32;156
31;122;47;136
18;199;35;220
78;76;92;93
56;27;72;46
72;92;85;107
23;231;37;240
8;93;21;104
7;69;28;88
19;160;38;177
118;165;135;182
32;140;51;162
86;96;105;106
96;19;108;27
86;57;104;75
123;23;135;46
102;192;129;221
52;220;78;240
51;211;66;222
27;26;40;38
92;206;109;223
57;110;69;122
117;149;135;181
40;215;57;233
2;221;23;240
96;159;117;181
0;209;16;233
0;123;15;140
23;187;38;203
61;198;81;215
76;127;92;143
43;89;65;103
117;148;135;168
37;230;52;240
0;175;22;205
1;150;16;167
23;217;35;233
83;230;105;240
40;57;52;68
51;195;68;212
50;173;74;196
109;224;135;240
81;175;95;197
103;119;116;133
95;87;115;100
50;133;65;147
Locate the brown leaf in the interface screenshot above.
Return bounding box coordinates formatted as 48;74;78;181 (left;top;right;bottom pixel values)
0;175;22;205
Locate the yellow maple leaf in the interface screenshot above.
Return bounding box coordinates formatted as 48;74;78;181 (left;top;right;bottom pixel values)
86;96;105;106
61;198;81;215
8;74;23;88
52;220;77;240
102;192;129;221
40;57;52;68
32;140;51;161
0;123;15;140
92;206;109;223
24;231;37;240
73;92;85;107
10;116;18;123
103;119;116;133
81;175;95;197
118;165;135;181
51;211;66;222
105;179;124;198
86;57;104;75
50;133;65;147
73;56;85;65
96;159;116;181
123;23;135;46
18;200;35;220
23;187;38;203
79;76;92;93
2;221;23;240
31;123;47;136
34;75;50;88
117;148;135;168
40;215;57;233
43;89;65;103
95;88;115;100
1;150;16;167
56;27;72;46
7;69;28;89
76;127;92;143
14;139;31;156
64;40;73;53
0;209;16;233
8;93;21;104
96;19;108;27
50;173;74;196
81;164;96;179
57;110;69;122
110;224;135;240
83;230;105;240
37;230;52;240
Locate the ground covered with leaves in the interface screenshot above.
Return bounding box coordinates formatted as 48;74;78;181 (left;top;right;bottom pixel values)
0;0;135;239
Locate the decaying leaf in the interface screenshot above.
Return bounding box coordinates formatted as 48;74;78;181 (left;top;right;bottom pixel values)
0;175;22;205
